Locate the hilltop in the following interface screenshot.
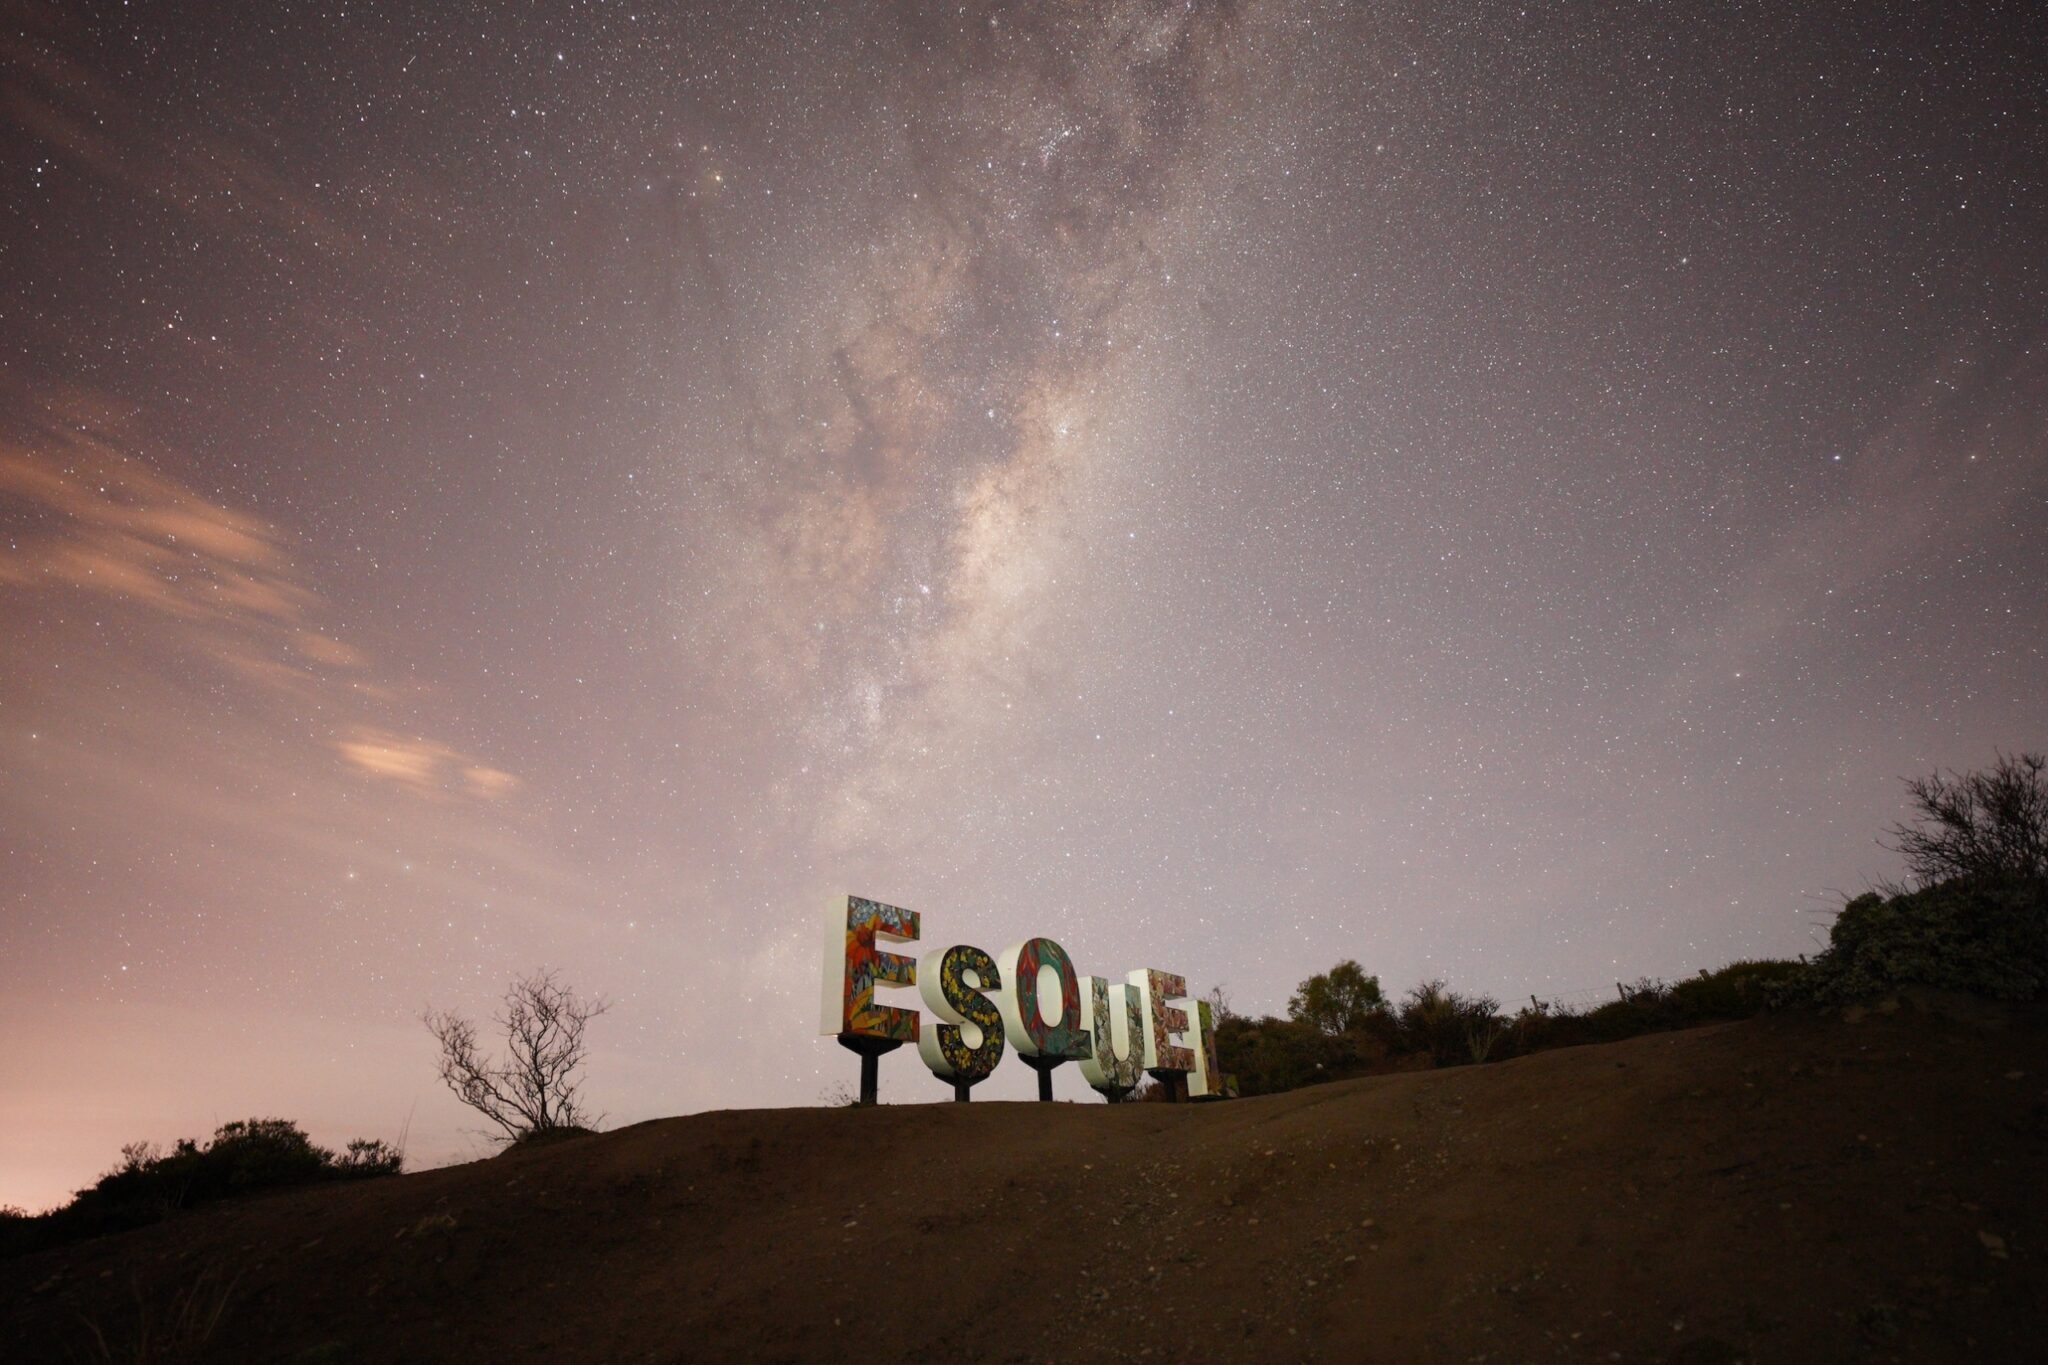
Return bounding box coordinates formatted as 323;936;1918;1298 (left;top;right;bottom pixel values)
5;997;2044;1363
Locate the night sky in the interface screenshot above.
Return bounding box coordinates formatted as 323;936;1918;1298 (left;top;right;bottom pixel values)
4;0;2044;1211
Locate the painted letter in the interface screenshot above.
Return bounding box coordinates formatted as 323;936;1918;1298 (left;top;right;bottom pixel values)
1077;974;1146;1097
1129;968;1194;1074
1187;997;1231;1098
995;938;1093;1061
820;894;920;1042
917;944;1005;1082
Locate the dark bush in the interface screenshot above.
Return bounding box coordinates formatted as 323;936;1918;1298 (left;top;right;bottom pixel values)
337;1137;406;1174
1218;1013;1396;1096
1396;980;1503;1066
1800;875;2048;1004
0;1205;28;1259
1668;959;1808;1017
1287;960;1385;1034
0;1118;402;1260
1215;959;1805;1100
1506;963;1806;1055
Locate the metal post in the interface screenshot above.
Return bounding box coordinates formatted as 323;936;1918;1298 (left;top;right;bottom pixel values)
837;1033;903;1106
1021;1053;1061;1101
954;1079;971;1103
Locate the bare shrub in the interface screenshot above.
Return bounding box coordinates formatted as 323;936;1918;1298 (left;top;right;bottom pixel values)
424;969;610;1143
1887;750;2047;888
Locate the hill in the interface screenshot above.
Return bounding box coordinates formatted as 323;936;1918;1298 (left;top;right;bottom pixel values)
5;997;2044;1363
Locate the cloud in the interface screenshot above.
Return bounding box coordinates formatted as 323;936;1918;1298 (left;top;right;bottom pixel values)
294;630;370;670
0;432;309;627
334;728;522;802
1;388;519;803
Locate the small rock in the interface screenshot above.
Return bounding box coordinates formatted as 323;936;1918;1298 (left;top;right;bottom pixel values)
1978;1231;2008;1259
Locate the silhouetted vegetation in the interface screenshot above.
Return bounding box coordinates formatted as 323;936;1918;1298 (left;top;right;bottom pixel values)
0;1118;401;1260
1794;750;2048;1003
1219;960;1805;1097
1219;751;2045;1096
425;968;610;1143
1286;959;1384;1034
1798;875;2048;1003
1886;750;2047;887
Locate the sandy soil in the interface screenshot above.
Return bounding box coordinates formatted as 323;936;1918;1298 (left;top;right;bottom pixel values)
5;995;2044;1363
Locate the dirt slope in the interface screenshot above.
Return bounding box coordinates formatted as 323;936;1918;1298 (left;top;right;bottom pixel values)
5;997;2044;1364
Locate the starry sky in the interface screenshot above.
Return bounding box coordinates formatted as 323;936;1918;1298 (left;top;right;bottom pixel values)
3;0;2045;1211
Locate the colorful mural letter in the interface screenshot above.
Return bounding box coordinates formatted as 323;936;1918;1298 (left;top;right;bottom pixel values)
1077;974;1146;1095
819;894;920;1043
1187;998;1228;1098
996;937;1094;1061
1129;968;1194;1074
916;944;1005;1082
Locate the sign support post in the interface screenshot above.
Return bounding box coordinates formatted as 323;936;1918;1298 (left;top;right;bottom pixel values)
1020;1052;1062;1101
837;1033;902;1106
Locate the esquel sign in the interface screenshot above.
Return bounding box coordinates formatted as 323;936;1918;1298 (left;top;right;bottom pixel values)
820;894;1227;1104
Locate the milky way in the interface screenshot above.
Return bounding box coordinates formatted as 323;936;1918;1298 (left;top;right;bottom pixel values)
3;1;2044;1210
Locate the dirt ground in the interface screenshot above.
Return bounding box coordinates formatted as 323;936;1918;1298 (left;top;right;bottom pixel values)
5;995;2044;1363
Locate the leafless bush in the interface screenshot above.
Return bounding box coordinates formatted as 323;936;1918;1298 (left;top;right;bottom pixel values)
1887;750;2047;888
424;970;610;1143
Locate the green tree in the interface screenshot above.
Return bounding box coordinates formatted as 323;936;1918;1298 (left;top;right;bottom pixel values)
1287;959;1385;1034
